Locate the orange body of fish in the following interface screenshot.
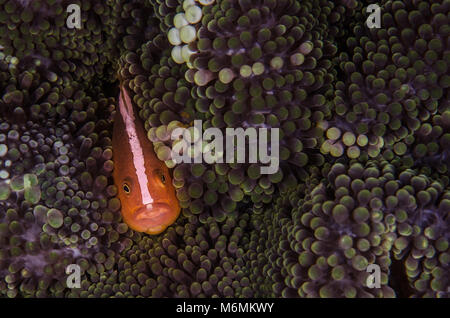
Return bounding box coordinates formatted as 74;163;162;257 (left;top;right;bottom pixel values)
112;84;180;235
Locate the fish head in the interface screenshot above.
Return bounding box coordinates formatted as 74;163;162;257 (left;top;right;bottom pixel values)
115;157;181;235
138;169;180;235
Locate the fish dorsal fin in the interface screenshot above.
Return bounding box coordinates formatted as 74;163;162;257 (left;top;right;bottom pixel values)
119;85;136;121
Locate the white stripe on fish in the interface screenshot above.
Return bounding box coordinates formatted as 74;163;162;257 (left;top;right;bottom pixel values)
119;87;154;205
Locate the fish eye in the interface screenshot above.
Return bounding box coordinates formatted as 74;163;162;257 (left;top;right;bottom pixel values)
154;169;166;185
123;183;131;194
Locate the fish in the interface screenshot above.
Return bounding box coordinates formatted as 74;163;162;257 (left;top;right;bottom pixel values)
112;83;180;235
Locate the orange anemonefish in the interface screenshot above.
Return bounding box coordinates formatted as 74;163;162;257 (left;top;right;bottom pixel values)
112;83;180;235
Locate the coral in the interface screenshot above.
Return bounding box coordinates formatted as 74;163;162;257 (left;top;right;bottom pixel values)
119;0;344;226
68;212;253;298
0;0;448;299
244;160;448;297
0;44;126;297
329;0;449;171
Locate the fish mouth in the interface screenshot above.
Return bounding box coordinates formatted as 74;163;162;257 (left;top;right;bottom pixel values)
124;202;179;235
134;202;172;222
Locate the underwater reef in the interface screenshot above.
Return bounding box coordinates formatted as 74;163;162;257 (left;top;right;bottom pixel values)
0;0;448;298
